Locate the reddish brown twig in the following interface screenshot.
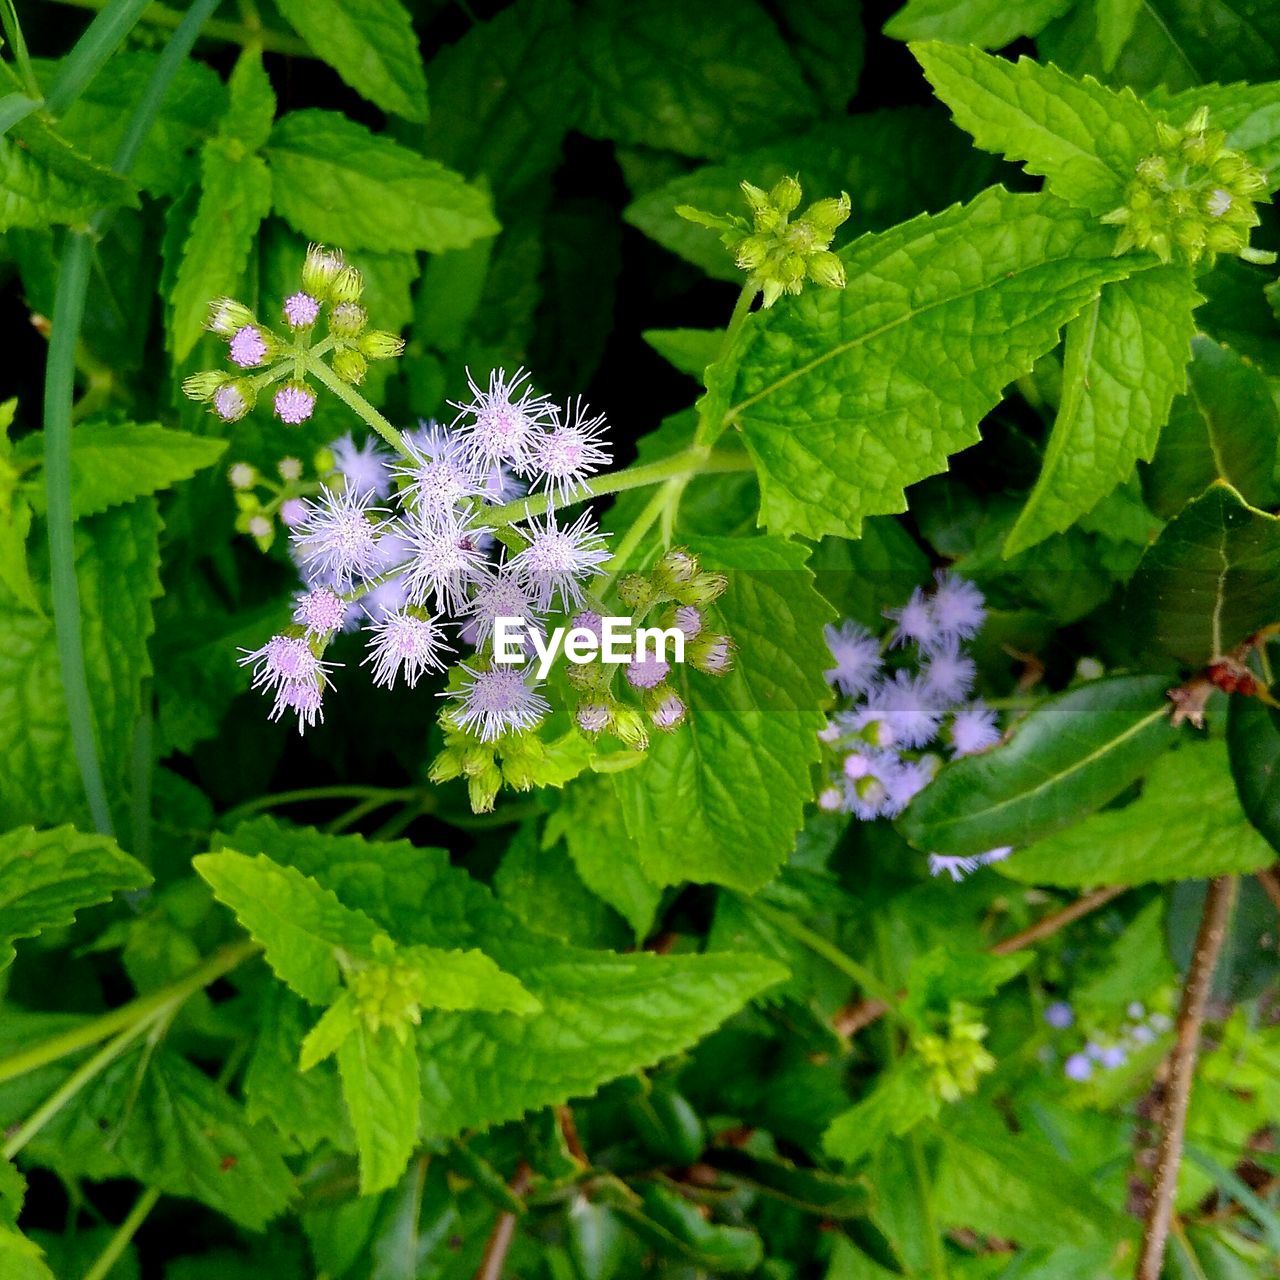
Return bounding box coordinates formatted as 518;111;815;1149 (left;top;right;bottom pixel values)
475;1162;533;1280
831;885;1127;1038
1257;866;1280;916
1135;876;1237;1280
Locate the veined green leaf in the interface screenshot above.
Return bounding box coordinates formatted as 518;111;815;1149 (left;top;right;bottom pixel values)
0;825;149;968
898;675;1179;857
1227;694;1280;854
275;0;427;122
1126;482;1280;664
1003;739;1275;884
613;536;833;890
721;188;1140;539
913;41;1159;215
1150;80;1280;188
338;1023;422;1196
1145;337;1280;519
267;110;499;253
823;1063;938;1165
886;0;1073;50
1004;265;1200;556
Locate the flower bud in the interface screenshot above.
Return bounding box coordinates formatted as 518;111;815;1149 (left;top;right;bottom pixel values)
205;297;255;336
357;330;406;361
612;705;650;751
576;701;613;735
674;571;727;606
212;379;255;422
801;192;852;238
657;548;698;585
274;381;316;426
331;348;368;384
691;634;734;675
734;235;769;271
228;462;257;490
1135;154;1167;185
330;266;364;305
739;181;770;213
468;762;503;813
301;244;345;298
313;446;336;475
806;250;846;290
769;175;803;215
278;456;302;482
181;371;228;402
329;302;368;338
644;687;686;730
617;573;656;611
428;747;465;783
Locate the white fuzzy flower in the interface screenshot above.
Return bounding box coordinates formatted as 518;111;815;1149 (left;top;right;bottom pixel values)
509;509;610;612
529;398;611;500
824;620;881;695
399;509;492;615
330;433;393;497
292;486;387;588
363;611;452;688
443;665;550;741
452;367;555;468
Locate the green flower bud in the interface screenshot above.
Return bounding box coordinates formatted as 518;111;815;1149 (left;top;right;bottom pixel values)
1135;154;1167;185
331;348;368;385
806;250;846;290
205;297;255;336
618;573;656;611
769;175;803;215
181;370;228;402
330;266;364;305
314;446;336;476
672;571;727;607
228;461;257;490
612;705;650;751
357;330;407;361
428;746;465;783
329;302;368;338
761;278;785;309
233;490;260;514
301;243;345;298
800;192;852;238
468;762;503;813
734;235;769;271
739;181;770;213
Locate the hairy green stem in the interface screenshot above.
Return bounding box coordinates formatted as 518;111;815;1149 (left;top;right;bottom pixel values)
83;1187;161;1280
302;353;411;457
220;785;421;829
693;282;756;448
484;446;754;527
42;0;222;836
0;938;259;1086
50;0;312;56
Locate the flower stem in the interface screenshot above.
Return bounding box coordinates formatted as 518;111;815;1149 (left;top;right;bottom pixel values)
220;785;420;829
484;446;754;527
49;0;312;56
82;1187;161;1280
302;353;411;457
0;938;259;1086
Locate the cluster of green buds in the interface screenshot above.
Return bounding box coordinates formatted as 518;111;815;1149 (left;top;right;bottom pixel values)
569;547;735;749
678;176;851;307
182;243;406;426
343;936;432;1044
1102;108;1275;267
227;449;330;551
915;1002;997;1104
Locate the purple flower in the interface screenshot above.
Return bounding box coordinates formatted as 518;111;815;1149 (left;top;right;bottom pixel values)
270;678;325;734
229;325;268;368
577;702;611;733
1098;1045;1128;1070
292;486;386;588
510;509;610;612
627;653;669;689
238;634;323;693
443;666;549;741
885;587;936;649
651;692;686;730
1064;1053;1093;1082
452;367;554;468
363;611;451;689
330;433;393;498
399;509;492;615
280;498;309;528
950;701;1000;757
283;291;321;328
466;571;540;644
928;853;982;881
1044;1001;1074;1030
817;786;844;812
213;383;250;422
294;587;348;637
931;572;986;642
864;671;941;748
1130;1025;1155;1045
529;398;611;499
395;424;481;523
824;620;881;695
362;575;410;621
675;606;703;639
274;382;316;425
920;641;976;705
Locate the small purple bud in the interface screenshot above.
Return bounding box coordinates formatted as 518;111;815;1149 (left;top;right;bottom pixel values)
650;692;686;730
283;291;321;328
1044;1001;1074;1030
576;702;611;734
626;654;669;689
229;325;269;368
675;606;703;639
1099;1046;1127;1069
817;786;844;811
1064;1053;1093;1082
274;382;316;425
280;497;309;527
1130;1025;1155;1045
214;382;252;422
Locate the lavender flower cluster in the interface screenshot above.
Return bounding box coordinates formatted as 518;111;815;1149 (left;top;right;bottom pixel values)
1045;1000;1174;1082
238;367;615;735
817;573;1011;880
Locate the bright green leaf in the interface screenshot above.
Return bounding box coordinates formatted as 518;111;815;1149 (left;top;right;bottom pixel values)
275;0;428;122
266;110;499;253
1004;265;1200;556
1227;692;1280;855
886;0;1073;50
898;675;1179;857
1003;740;1275;884
823;1063;938;1164
338;1023;422;1195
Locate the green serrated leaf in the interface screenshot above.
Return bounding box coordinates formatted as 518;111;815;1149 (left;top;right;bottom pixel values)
886;0;1073;50
194;849;380;1003
822;1063;938;1164
0;825;149;968
0;492;39;613
0;500;160;830
1004;265;1201;556
1149;80;1280;187
899;675;1179;857
0;1224;53;1280
222;48;276;151
913;41;1159;216
338;1022;422;1195
722;188;1139;539
1227;691;1280;854
1126;482;1280;664
167;143;271;361
225;819;787;1139
613;536;833;891
266;110;498;253
576;0;817;159
1003;739;1275;885
276;0;427;122
17;421;228;517
642;328;724;378
1145;337;1280;519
